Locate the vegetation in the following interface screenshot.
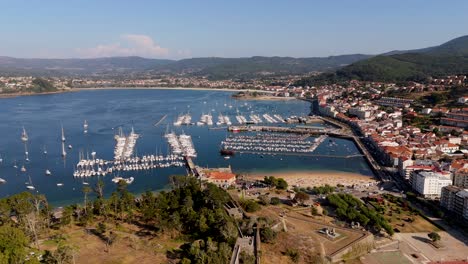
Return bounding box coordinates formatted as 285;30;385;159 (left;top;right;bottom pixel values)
260;226;277;244
311;184;335;195
263;176;288;190
31;78;57;93
0;176;239;263
294;192;309;204
428;232;441;242
296;35;468;84
270;197;281;205
284;248;300;263
327;193;394;235
240;199;261;213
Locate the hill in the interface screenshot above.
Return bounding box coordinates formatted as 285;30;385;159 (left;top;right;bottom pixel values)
296;35;468;85
0;54;372;79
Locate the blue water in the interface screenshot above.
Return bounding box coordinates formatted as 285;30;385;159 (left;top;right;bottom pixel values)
0;89;373;206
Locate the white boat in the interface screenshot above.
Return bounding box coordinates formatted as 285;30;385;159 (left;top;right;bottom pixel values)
0;178;6;184
56;183;63;187
45;170;51;176
83;120;88;133
0;154;3;163
20;165;26;172
43;146;47;155
61;125;66;142
224;156;230;160
111;176;134;184
61;142;67;157
68;145;72;149
26;176;35;190
82;182;89;185
21;126;28;142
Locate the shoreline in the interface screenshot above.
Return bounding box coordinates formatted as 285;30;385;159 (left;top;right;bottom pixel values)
72;86;258;93
242;170;377;188
0;89;72;99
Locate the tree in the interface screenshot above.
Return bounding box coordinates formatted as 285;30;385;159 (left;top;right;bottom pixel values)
260;226;277;243
82;186;92;215
258;195;270;205
294;192;309;204
428;232;441;242
275;178;288;190
270;197;281;205
0;225;30;264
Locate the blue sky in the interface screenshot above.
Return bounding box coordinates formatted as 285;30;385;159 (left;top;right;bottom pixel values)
0;0;467;59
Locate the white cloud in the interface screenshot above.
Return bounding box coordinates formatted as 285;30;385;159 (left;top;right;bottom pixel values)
76;34;170;58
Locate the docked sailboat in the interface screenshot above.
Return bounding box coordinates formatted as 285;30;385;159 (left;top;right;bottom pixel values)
0;178;6;184
45;169;51;176
43;146;48;155
56;183;63;187
20;165;27;172
83;120;88;133
21;126;28;142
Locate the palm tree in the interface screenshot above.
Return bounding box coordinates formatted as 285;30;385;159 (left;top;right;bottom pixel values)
82;186;92;214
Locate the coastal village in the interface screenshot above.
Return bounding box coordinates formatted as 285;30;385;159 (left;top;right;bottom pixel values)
0;73;467;264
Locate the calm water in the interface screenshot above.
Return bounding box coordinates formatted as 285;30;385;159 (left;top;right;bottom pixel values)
0;89;373;206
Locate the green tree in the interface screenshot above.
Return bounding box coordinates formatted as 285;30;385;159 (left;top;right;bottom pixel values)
294;192;309;204
260;226;277;243
0;225;30;264
428;232;441;242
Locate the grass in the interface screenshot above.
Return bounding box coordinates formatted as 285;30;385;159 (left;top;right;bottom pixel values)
38;223;186;264
374;198;440;233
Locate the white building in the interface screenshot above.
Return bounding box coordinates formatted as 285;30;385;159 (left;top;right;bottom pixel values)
349;107;372;120
410;171;452;199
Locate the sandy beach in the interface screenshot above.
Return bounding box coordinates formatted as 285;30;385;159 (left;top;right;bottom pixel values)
242;170;377;188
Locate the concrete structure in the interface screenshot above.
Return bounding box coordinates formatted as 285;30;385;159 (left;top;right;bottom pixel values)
410;171;452;199
441;185;468;220
453;168;468;188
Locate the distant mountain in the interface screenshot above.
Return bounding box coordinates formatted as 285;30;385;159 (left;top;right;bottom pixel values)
0;54;372;79
296;35;468;85
0;56;172;76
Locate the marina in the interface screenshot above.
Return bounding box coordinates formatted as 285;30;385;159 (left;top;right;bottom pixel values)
221;133;329;154
0;89;373;205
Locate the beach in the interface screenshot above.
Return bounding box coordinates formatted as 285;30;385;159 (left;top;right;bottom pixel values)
242;170;377;188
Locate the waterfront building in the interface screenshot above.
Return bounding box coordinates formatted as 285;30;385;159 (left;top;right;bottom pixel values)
410;171;452;199
198;167;236;188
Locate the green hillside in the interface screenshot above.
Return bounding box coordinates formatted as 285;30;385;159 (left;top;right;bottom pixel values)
296;35;468;85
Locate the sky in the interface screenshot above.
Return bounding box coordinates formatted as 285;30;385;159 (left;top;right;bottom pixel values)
0;0;467;59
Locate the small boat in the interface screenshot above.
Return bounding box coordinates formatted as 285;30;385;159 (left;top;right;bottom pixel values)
20;165;27;172
224;156;230;160
61;125;66;142
21;126;28;142
26;176;35;190
0;178;6;184
82;182;89;185
43;146;48;155
111;176;134;184
0;154;3;163
68;145;72;149
45;170;51;176
56;183;63;187
61;143;67;157
83;120;88;133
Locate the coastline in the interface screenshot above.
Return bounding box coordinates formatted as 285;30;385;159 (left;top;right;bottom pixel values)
72;86;256;93
242;170;377;188
0;89;71;99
